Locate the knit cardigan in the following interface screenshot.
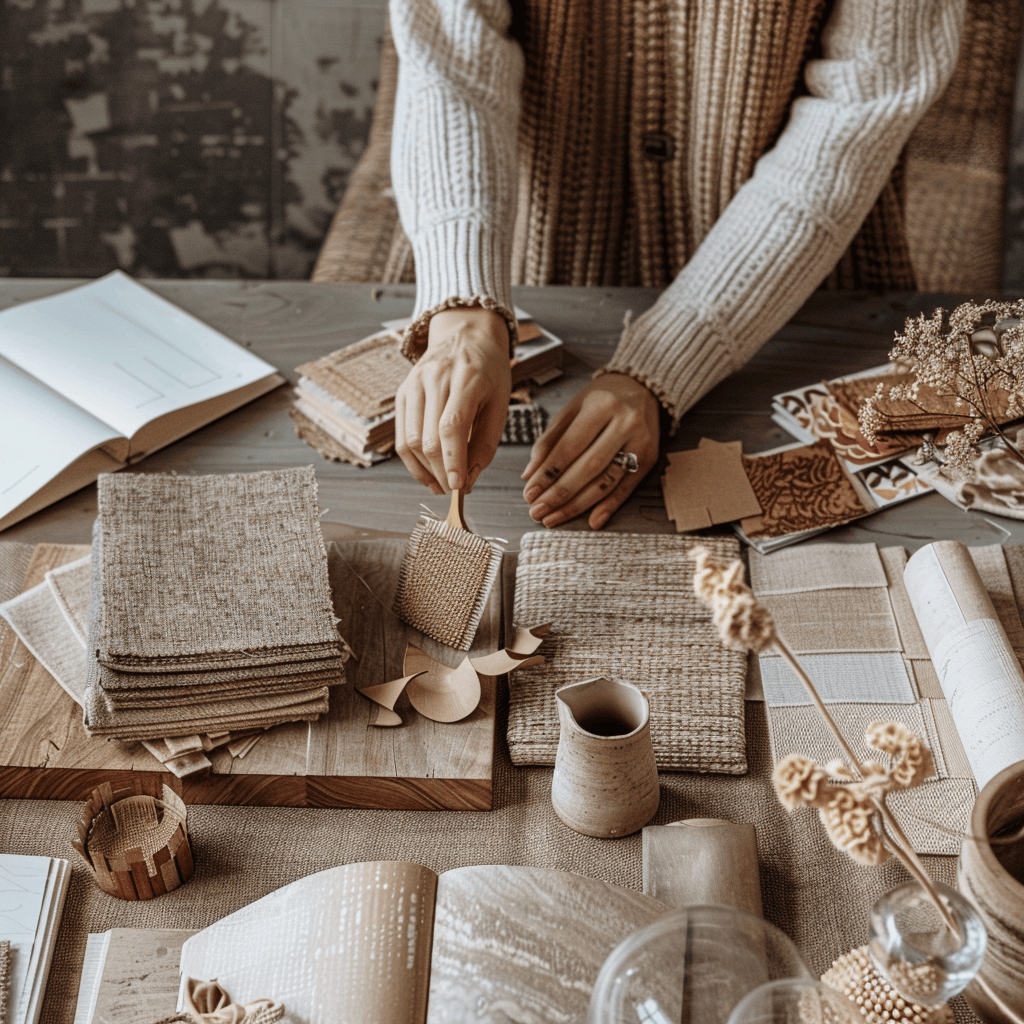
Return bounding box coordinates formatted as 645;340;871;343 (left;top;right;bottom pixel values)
387;0;964;424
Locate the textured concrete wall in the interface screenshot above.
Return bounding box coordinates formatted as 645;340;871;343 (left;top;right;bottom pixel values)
1;0;1023;287
0;0;386;279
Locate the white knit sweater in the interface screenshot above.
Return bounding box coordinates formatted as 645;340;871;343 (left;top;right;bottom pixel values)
389;0;964;423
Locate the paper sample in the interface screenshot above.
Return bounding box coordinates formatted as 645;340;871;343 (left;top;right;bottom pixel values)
661;439;762;531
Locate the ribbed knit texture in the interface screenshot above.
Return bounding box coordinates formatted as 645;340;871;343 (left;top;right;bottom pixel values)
388;0;965;418
390;0;524;356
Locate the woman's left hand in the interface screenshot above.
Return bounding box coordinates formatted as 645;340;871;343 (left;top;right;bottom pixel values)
521;372;660;529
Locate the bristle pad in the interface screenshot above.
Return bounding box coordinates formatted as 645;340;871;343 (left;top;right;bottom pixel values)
393;520;504;650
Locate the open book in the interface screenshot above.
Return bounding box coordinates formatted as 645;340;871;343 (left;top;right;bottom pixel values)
76;863;665;1024
0;272;284;531
0;854;70;1024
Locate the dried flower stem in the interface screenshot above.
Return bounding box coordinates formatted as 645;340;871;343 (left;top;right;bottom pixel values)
773;633;959;938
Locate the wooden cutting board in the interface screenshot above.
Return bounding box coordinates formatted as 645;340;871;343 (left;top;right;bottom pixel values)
0;540;500;810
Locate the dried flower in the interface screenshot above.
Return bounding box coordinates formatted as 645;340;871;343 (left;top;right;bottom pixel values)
774;754;830;810
692;548;776;652
819;786;890;866
858;300;1024;476
865;721;934;789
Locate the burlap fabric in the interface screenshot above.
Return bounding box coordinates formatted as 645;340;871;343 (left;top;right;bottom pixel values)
93;469;339;670
0;544;977;1024
393;518;503;651
294;332;408;420
508;532;747;773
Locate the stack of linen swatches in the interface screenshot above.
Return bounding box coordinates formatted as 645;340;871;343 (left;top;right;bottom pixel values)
82;467;348;741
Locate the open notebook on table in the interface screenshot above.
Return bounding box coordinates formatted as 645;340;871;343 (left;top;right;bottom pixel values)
0;271;284;531
75;862;665;1024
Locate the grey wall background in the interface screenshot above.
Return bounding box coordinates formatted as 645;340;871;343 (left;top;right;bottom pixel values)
1;0;1023;291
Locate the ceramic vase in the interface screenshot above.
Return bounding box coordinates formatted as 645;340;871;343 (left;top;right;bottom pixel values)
551;676;660;838
957;759;1024;1023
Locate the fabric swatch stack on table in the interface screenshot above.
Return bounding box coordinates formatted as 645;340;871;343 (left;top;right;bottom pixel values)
81;467;348;741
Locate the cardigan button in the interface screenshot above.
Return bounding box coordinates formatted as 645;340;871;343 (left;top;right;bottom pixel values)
642;132;674;161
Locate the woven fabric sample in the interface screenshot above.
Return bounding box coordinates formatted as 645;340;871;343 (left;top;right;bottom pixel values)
761;587;901;654
295;331;409;419
969;544;1024;653
288;407;379;468
393;518;503;651
94;468;339;669
0;939;9;1024
45;555;91;644
758;652;916;706
879;546;930;659
508;532;747;773
742;441;868;539
908;658;943;698
748;543;886;595
0;578;88;703
927;698;974;779
887;779;977;856
0;542;33;605
767;700;945;782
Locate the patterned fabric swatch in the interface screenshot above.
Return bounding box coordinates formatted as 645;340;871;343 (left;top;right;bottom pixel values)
501;401;549;445
741;440;869;538
748;543;887;595
759;652;916;706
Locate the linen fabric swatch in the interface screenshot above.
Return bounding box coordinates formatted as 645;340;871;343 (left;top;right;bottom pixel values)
93;467;340;671
758;652;915;706
81;468;347;741
508;532;747;773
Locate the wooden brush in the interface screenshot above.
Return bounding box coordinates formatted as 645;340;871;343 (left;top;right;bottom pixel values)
393;490;504;651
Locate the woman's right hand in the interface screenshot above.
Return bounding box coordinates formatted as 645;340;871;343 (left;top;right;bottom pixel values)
394;307;512;494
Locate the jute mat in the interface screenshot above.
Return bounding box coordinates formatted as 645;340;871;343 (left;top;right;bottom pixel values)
0;543;973;1024
508;532;748;773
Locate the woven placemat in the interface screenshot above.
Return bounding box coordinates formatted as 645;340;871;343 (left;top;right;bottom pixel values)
508;532;747;773
93;468;339;669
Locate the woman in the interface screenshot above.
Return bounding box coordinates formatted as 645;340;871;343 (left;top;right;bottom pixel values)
389;0;964;528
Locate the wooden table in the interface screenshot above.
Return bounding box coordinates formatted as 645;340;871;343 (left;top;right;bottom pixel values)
0;280;999;1024
3;278;1022;551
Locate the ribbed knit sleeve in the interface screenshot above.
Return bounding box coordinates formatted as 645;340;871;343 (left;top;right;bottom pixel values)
390;0;524;360
604;0;965;425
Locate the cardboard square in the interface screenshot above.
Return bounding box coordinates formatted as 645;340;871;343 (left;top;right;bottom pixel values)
662;439;762;531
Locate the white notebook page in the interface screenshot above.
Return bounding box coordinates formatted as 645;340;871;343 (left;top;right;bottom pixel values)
0;359;123;522
0;272;276;440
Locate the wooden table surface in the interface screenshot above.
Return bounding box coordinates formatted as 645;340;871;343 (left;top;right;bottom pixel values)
3;278;1022;551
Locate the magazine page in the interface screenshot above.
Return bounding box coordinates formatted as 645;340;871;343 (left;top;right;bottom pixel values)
0;358;125;530
428;866;665;1023
178;862;437;1024
903;541;1024;789
0;271;279;445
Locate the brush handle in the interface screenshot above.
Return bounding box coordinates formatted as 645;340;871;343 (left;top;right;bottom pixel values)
446;489;468;530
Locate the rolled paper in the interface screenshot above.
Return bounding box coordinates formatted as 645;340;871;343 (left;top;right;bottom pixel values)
903;541;1024;789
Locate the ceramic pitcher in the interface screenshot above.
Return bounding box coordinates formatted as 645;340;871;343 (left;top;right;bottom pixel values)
551;676;660;838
